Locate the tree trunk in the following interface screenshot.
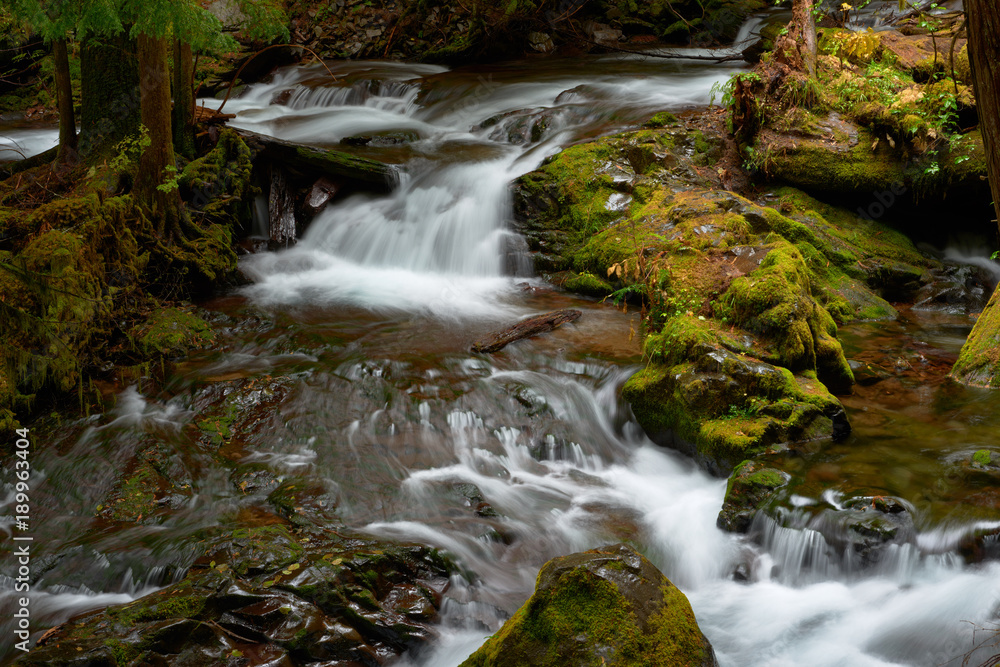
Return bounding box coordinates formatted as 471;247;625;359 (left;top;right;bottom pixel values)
951;0;1000;389
52;38;77;165
172;39;196;159
776;0;817;77
136;33;185;240
966;0;1000;233
79;32;140;157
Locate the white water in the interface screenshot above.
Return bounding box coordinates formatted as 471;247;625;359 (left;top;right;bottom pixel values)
194;42;1000;667
0;127;58;162
203;55;742;317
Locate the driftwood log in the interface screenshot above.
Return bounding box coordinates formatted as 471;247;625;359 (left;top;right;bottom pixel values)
233;127;397;191
472;309;582;353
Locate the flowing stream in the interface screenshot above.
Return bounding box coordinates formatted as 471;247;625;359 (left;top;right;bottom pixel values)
3;25;1000;667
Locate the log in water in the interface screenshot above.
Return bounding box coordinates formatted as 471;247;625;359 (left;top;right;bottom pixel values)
472;309;581;353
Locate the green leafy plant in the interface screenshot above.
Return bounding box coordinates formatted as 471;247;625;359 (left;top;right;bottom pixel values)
109;125;151;173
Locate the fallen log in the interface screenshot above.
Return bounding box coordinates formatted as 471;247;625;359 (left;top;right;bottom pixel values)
472;309;582;353
233;127;397;191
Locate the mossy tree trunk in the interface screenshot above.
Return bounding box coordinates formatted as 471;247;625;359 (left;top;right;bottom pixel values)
79;32;141;157
952;0;1000;388
966;0;1000;233
172;39;196;160
52;38;77;165
136;33;186;241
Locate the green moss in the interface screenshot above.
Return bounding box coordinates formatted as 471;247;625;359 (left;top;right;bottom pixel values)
109;591;206;626
103;638;140;665
462;555;707;667
644;111;678;128
972;450;992;467
180;128;255;227
563;272;614;297
131;307;215;358
952;285;1000;388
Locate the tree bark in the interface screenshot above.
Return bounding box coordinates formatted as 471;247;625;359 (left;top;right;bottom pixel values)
776;0;817;77
472;310;582;353
136;33;185;240
52;38;77;165
966;0;1000;234
172;39;196;159
79;32;141;157
951;0;1000;388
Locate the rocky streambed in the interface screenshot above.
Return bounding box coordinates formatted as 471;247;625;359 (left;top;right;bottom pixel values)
5;21;1000;667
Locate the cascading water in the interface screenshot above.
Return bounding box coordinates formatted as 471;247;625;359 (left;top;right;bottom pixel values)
201;51;1000;666
4;28;1000;667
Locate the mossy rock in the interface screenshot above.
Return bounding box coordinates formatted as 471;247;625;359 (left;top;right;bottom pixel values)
460;543;717;667
129;306;215;358
971;449;998;469
952;287;1000;388
717;459;790;532
563;271;615;297
624;328;849;476
715;240;853;392
19;521;456;666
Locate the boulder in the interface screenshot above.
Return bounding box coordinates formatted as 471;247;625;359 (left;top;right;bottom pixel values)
951;284;1000;387
460;544;717;667
718;460;790;532
16;523;454;666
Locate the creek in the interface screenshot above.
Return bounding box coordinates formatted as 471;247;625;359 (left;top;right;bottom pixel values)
3;16;1000;667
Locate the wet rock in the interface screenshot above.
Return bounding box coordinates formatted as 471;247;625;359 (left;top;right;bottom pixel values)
914;262;996;314
230;462;281;496
528;31;555;53
302;176;341;218
459;544;717;667
832;495;917;566
718;460;790;532
192;375;295;454
18;523;455;666
340;130;420;147
848;359;892;386
624;323;850;476
267;477;341;526
951;284;1000;388
478;108;556;146
584;21;623;46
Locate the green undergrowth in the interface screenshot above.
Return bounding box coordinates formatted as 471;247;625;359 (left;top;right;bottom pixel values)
714;21;985;198
0;128;257;430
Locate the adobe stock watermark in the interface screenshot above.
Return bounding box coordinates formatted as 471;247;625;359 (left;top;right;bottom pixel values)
855;179;908;222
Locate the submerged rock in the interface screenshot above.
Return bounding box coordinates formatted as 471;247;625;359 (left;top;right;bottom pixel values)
460;544;717;667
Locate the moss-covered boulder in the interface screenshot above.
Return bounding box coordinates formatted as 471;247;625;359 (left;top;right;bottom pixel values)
755;118;987;202
623;327;849;475
460;543;717;667
717;460;790;532
512;117;946;475
951;285;1000;388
